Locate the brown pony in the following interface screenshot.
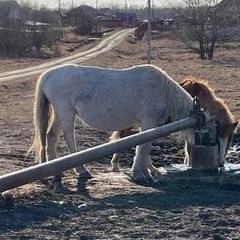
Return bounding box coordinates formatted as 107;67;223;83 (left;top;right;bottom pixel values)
179;77;238;167
110;77;238;171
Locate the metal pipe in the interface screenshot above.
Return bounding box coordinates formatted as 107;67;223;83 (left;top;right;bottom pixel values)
0;117;197;192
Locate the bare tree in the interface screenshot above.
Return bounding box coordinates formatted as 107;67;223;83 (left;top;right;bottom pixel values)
175;0;220;60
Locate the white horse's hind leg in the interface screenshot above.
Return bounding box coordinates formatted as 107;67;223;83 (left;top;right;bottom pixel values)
39;145;46;164
59;109;92;179
45;112;66;192
46;113;62;161
111;153;121;172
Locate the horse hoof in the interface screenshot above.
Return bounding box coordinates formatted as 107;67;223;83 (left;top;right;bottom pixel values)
145;176;155;184
219;163;224;168
76;178;88;193
49;180;71;194
218;164;225;172
79;171;92;179
132;177;149;185
111;165;120;172
132;175;155;185
54;185;72;194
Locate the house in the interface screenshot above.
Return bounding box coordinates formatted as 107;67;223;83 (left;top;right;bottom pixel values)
215;0;240;27
99;8;114;18
213;0;240;37
113;11;138;27
29;10;63;27
98;11;138;28
0;0;23;28
114;11;138;23
65;5;99;27
24;10;64;48
216;0;240;13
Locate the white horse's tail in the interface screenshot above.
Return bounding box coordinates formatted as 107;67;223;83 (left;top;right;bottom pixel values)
29;72;52;164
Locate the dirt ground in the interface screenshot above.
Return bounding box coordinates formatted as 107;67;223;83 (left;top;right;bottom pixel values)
0;30;240;240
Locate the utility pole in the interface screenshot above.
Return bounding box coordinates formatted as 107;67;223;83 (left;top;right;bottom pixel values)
147;0;152;64
58;0;61;12
152;0;154;20
125;0;128;25
96;0;99;35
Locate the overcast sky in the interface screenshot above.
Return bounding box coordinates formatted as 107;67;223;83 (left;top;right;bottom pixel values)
30;0;181;9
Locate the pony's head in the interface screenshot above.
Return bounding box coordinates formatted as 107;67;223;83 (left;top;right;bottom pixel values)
218;121;239;166
179;76;239;167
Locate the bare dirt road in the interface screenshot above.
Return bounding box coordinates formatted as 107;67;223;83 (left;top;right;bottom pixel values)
0;28;133;83
0;30;240;240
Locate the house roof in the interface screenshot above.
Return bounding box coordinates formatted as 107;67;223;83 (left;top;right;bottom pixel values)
0;0;22;20
216;0;240;14
115;12;137;21
30;10;62;25
99;8;113;16
65;5;98;17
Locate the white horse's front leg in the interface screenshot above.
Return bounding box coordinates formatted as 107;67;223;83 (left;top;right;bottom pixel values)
147;157;158;174
132;142;154;183
218;137;228;167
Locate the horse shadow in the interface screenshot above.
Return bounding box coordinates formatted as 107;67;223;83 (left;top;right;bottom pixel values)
0;187;98;236
1;169;240;236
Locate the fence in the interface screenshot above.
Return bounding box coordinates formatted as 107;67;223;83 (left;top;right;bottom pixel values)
0;27;64;58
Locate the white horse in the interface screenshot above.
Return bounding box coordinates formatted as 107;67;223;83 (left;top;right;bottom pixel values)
31;64;195;183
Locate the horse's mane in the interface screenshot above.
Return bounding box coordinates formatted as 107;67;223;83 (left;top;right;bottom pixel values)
155;67;193;121
180;76;236;124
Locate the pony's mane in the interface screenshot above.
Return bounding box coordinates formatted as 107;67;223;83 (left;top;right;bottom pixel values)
180;76;236;124
181;76;215;94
